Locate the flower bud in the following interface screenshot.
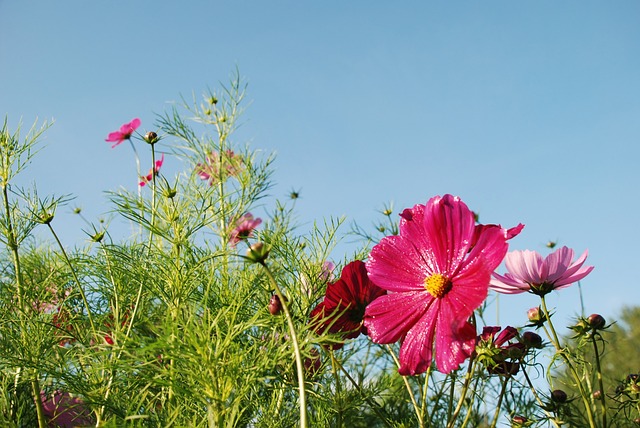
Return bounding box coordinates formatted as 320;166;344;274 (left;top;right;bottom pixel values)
592;390;602;400
551;389;567;403
521;331;543;349
162;187;177;199
527;307;542;322
144;131;159;144
512;415;528;427
268;294;285;315
587;313;606;330
91;231;105;243
246;242;270;263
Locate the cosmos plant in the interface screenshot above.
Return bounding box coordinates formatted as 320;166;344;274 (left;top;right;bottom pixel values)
0;76;628;428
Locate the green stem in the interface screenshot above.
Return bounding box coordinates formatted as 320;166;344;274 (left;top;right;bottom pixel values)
386;345;423;427
489;376;510;428
2;184;23;309
591;334;607;428
520;361;561;428
331;351;394;428
259;262;307;428
47;223;96;333
446;358;477;428
31;374;46;428
329;353;344;428
420;364;432;424
540;296;596;428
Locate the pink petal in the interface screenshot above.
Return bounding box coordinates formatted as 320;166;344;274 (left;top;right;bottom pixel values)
397;301;439;375
364;291;433;345
366;235;431;293
433;315;476;374
421;195;476;276
503;250;544;284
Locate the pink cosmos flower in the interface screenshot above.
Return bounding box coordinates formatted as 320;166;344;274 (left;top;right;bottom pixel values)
364;194;523;375
490;246;594;296
310;260;386;349
40;390;93;427
139;154;164;187
229;212;262;247
196;150;243;185
105;118;141;148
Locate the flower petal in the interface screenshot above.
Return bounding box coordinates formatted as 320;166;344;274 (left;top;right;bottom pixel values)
364;291;433;345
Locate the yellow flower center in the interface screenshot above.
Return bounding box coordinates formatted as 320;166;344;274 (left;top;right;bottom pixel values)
424;273;453;298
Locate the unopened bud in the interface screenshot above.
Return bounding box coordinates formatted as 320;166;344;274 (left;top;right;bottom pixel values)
91;231;105;243
521;331;543;349
268;294;286;315
512;415;528;427
587;314;606;330
246;242;269;263
144;131;159;144
551;389;567;403
527;307;542;322
163;187;177;199
593;390;602;400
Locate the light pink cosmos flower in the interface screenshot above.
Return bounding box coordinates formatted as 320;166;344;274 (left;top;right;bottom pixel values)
364;194;523;375
139;154;164;187
40;390;94;427
229;212;262;247
490;246;594;296
105;118;141;148
196;150;243;185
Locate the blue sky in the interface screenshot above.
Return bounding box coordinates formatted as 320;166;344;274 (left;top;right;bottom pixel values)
1;1;639;328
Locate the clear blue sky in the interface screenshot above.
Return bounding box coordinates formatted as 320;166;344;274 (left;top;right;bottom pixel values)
1;1;639;328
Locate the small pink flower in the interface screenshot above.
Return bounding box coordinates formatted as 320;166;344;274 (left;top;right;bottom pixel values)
196;150;243;185
105;118;141;148
229;213;262;247
40;390;93;427
364;194;523;375
139;154;164;187
490;246;594;296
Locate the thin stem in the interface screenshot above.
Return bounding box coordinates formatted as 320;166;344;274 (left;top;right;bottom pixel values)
46;223;96;333
31;374;46;428
540;296;597;428
386;345;423;427
331;351;394;428
591;334;607;428
520;362;561;428
489;376;510;428
420;364;432;424
259;261;307;428
329;353;344;428
2;184;23;309
446;358;477;428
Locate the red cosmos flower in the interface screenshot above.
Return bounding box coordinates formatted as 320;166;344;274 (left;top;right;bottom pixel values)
105;118;141;148
364;195;523;375
310;260;386;349
229;213;262;247
139;154;164;187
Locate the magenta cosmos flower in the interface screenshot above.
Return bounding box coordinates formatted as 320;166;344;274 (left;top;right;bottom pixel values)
364;194;523;375
41;390;93;427
139;154;164;187
310;260;386;349
490;246;594;296
105;118;141;148
229;212;262;247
